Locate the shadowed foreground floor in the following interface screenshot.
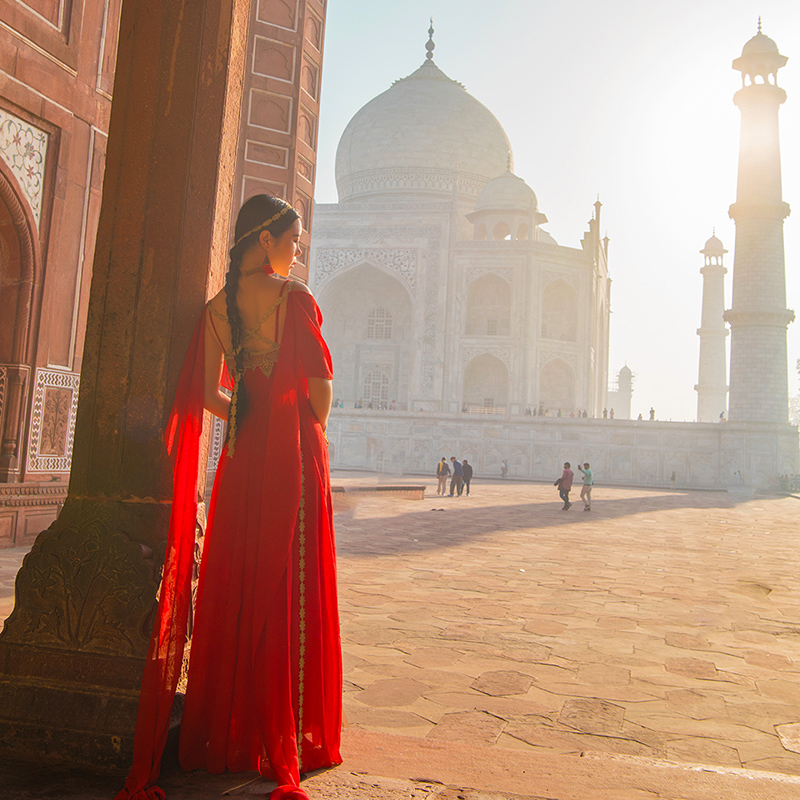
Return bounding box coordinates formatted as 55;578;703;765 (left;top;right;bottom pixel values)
2;477;800;798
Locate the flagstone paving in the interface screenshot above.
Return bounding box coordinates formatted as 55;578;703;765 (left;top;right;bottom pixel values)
3;477;800;797
330;477;800;777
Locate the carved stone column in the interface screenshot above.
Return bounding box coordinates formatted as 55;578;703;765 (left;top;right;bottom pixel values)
0;0;248;767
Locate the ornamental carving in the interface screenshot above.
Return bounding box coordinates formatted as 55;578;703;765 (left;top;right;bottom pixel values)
312;224;442;393
337;167;488;201
27;369;80;472
0;365;6;426
462;346;512;367
315;248;418;292
465;266;515;286
538;350;578;371
542;270;578;291
1;499;162;658
0;109;49;226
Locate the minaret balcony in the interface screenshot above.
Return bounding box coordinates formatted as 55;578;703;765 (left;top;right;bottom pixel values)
728;200;790;221
724;308;795;327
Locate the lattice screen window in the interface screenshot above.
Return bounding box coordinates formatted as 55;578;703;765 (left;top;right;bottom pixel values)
487;318;498;336
363;367;390;406
366;307;393;340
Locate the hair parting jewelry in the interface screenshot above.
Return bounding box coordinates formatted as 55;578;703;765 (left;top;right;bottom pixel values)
233;201;296;248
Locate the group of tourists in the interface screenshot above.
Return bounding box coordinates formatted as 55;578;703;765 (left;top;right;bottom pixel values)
436;456;474;496
554;461;594;511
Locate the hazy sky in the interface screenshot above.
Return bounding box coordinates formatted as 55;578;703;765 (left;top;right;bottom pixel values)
313;1;800;422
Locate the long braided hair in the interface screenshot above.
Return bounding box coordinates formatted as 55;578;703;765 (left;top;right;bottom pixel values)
225;194;300;452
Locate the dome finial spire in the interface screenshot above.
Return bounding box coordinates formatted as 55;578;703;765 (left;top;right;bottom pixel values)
426;18;435;61
757;16;762;34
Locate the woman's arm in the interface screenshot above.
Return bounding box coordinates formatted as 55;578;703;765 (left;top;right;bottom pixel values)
204;309;231;420
307;377;333;431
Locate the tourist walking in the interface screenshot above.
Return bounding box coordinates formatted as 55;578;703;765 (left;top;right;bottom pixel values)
554;461;574;510
449;456;464;496
116;195;341;800
462;459;473;496
501;459;509;478
436;456;450;495
577;462;593;511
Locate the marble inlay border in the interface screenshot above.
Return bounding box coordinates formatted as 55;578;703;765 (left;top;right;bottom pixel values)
27;369;80;473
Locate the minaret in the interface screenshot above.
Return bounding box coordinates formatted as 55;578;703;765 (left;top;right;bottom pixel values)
695;232;729;422
725;22;795;423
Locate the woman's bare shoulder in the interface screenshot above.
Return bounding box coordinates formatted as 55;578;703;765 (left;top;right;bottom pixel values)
208;290;228;317
287;279;313;296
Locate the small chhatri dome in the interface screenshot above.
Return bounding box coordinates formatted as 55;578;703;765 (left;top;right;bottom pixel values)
733;21;787;79
701;231;727;256
474;169;537;213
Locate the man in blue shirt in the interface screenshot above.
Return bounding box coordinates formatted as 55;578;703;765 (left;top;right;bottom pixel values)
449;456;463;496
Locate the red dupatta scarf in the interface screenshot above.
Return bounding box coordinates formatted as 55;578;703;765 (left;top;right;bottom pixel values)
116;288;322;800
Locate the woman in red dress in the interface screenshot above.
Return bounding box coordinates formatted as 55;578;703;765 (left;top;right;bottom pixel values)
117;195;342;800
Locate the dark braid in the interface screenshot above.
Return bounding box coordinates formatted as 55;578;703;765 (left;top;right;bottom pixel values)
225;194;300;453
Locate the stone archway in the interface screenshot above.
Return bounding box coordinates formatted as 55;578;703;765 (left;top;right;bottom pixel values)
0;161;40;365
316;262;413;409
463;353;508;411
0;164;42;480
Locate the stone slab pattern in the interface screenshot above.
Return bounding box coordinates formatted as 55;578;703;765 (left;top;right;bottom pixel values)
331;478;800;776
4;481;800;780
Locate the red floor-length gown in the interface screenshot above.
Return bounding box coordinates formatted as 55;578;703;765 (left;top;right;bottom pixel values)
117;281;341;800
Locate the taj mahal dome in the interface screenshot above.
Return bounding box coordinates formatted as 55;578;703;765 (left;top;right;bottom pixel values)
310;34;611;448
310;27;797;487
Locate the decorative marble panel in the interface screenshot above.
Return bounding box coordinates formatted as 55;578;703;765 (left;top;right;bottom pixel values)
538;350;578;371
248;90;293;134
27;369;80;472
304;12;323;50
0;366;6;429
542;270;578;291
252;37;296;82
0;109;49;227
301;59;320;100
462;346;512;367
465;266;514;286
257;0;299;31
315;248;417;292
298;106;317;148
244;141;289;168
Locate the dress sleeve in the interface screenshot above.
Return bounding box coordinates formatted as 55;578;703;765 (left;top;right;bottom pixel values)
289;289;333;379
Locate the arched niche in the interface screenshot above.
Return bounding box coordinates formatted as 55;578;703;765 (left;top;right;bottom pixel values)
316;263;413;409
492;221;511;241
475;223;487;241
465;273;511;336
539;358;575;412
541;280;577;342
0;162;41;364
463;353;508;411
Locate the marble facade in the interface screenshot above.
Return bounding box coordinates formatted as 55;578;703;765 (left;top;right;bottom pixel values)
310;40;611;420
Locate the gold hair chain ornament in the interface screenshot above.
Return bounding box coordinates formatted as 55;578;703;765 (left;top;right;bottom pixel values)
233;201;296;247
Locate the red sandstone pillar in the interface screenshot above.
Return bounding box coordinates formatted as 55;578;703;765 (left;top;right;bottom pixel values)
0;0;248;767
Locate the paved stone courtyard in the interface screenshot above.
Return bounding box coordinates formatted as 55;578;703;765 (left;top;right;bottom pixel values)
3;477;800;798
332;477;800;776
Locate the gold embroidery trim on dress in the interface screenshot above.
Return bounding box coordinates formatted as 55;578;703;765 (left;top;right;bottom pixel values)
297;447;307;769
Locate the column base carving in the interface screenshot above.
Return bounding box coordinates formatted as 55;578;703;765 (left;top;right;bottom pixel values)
0;496;169;766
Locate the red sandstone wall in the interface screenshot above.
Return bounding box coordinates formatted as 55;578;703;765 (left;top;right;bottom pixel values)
232;0;327;283
0;1;327;545
0;1;120;533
